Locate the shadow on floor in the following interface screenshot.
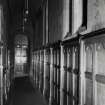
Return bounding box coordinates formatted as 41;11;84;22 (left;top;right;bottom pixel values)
5;76;47;105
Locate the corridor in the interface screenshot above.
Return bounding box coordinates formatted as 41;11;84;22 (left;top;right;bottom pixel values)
5;76;47;105
1;0;105;105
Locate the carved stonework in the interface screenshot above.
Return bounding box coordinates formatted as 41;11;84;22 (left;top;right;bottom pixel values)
85;44;93;52
85;44;93;72
68;48;71;55
96;40;105;76
96;42;103;51
74;46;78;53
63;48;67;54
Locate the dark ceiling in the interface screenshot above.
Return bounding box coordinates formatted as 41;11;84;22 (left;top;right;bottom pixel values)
4;0;43;47
6;0;42;25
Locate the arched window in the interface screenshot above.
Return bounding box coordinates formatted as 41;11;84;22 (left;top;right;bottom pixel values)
14;34;28;76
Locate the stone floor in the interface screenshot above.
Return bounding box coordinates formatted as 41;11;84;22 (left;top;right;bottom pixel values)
5;76;47;105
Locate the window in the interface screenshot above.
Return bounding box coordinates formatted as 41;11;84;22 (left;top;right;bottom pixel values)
82;0;87;28
15;46;27;64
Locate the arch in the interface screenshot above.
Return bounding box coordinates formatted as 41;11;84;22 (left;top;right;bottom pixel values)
14;34;30;77
14;34;28;47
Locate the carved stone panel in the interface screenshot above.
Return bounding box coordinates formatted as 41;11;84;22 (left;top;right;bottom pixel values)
96;42;105;75
97;82;105;105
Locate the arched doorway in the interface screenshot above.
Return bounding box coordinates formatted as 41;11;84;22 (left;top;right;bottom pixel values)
14;34;29;77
